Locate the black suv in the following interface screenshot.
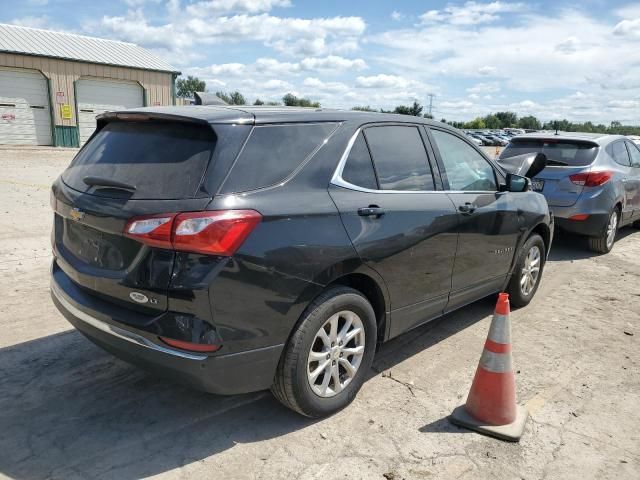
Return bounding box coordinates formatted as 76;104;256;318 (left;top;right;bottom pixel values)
50;106;553;417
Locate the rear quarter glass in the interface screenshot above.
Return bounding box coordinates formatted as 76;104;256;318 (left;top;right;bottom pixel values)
62;121;217;200
220;122;339;194
501;139;598;167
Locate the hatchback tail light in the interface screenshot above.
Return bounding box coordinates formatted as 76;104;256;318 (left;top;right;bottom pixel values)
125;210;262;256
569;171;613;187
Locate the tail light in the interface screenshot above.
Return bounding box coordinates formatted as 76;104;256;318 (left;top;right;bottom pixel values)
125;210;262;256
569;171;613;187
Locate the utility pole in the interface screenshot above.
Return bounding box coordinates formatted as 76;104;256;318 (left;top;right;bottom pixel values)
427;93;435;117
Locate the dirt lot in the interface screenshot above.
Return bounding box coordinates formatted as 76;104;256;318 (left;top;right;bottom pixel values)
0;146;638;480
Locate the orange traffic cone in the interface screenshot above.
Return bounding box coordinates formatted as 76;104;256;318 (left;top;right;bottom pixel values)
449;292;528;441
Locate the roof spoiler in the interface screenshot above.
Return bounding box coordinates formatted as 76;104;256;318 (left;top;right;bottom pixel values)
194;92;228;106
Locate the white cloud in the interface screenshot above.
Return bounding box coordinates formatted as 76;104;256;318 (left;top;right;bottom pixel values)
10;15;51;28
300;55;367;71
419;1;526;26
91;8;366;60
477;65;497;75
391;11;404;21
355;74;423;89
207;63;247;76
186;0;291;15
303;77;349;93
555;36;580;54
613;18;640;38
466;82;500;94
608;100;640;109
262;79;293;90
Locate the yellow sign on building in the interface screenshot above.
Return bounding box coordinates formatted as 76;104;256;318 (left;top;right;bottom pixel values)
60;104;72;120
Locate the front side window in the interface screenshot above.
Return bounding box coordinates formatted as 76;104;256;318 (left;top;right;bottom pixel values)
363;126;435;191
431;129;497;191
625;141;640;168
607;141;631;167
341;132;378;189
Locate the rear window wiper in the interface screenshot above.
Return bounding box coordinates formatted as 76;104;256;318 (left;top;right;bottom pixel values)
545;159;569;166
83;176;137;192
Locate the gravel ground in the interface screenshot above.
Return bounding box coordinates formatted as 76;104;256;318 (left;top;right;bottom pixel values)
0;146;638;480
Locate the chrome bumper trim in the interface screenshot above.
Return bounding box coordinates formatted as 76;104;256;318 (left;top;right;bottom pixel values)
51;282;208;361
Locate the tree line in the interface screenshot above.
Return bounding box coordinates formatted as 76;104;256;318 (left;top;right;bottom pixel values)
175;76;640;134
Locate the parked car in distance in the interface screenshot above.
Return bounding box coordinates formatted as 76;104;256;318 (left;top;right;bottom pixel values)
465;133;483;146
471;133;495;146
50;107;554;417
485;134;509;146
499;132;640;253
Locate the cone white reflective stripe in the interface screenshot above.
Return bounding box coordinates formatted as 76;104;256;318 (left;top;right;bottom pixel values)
487;313;511;345
479;349;513;373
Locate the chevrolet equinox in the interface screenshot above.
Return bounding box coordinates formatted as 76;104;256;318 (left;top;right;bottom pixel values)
50;106;553;417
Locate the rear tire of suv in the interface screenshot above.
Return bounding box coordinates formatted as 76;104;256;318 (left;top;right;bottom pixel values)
271;286;377;417
506;233;546;308
588;208;619;254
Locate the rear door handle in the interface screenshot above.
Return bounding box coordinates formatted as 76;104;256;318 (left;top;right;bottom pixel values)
458;202;476;214
358;206;385;217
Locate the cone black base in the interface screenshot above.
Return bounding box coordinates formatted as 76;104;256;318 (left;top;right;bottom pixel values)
449;404;528;442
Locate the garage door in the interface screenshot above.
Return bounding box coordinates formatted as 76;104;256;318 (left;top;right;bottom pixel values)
76;79;143;145
0;68;52;145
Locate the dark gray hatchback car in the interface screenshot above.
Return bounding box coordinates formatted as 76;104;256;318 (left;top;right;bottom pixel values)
51;106;553;417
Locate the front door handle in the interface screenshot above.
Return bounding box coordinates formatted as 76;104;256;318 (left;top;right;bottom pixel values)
358;206;385;217
458;202;477;214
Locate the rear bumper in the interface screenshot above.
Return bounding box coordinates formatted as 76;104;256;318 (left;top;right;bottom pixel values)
51;267;283;395
553;213;609;237
547;184;615;237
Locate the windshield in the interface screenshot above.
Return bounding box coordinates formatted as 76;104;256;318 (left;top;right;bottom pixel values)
501;139;598;167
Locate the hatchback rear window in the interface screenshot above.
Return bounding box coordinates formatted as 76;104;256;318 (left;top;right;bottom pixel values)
501;139;598;167
63;121;216;199
220;123;338;194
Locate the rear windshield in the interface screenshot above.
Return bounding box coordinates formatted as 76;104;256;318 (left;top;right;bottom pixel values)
62;121;216;199
220;123;338;194
501;139;598;167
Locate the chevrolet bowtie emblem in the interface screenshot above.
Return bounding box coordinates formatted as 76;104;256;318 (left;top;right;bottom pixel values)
69;208;85;222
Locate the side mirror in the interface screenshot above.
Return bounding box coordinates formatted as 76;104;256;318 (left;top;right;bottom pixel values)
507;173;529;192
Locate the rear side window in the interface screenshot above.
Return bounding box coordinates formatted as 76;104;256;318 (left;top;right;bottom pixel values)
221;123;338;194
341;132;378;189
607;141;631;166
364;126;434;191
501;139;598;167
63;121;216;199
626;141;640;168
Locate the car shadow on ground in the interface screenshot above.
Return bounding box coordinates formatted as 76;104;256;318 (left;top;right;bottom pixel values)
0;296;496;480
547;227;636;263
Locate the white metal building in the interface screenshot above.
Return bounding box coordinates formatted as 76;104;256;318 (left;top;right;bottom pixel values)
0;24;180;147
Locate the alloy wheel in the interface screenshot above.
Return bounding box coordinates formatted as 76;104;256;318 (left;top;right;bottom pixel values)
306;310;365;398
520;245;541;297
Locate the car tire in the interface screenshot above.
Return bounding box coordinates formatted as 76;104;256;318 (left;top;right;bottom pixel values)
506;233;546;308
271;286;377;417
588;207;619;254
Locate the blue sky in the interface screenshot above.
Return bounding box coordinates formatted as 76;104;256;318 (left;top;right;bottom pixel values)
3;0;640;123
